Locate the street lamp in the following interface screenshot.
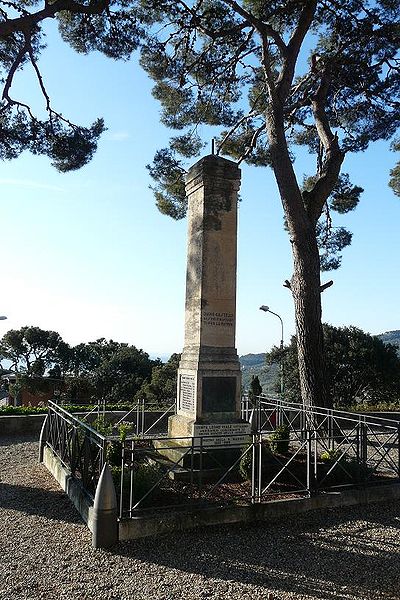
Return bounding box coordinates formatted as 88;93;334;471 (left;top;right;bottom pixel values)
0;316;7;320
259;305;284;394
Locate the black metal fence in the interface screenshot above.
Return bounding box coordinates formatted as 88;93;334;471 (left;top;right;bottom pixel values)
43;397;400;516
45;401;109;496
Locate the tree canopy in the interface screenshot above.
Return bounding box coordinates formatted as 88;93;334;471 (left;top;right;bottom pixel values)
141;0;398;269
136;352;180;403
0;326;168;403
0;326;66;376
0;0;142;170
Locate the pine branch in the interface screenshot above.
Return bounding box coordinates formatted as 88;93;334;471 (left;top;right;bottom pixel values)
221;0;288;56
0;0;108;38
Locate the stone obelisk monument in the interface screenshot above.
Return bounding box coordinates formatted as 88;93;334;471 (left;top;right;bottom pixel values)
168;154;250;447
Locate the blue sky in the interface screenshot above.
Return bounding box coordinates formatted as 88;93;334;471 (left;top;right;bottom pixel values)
1;22;399;359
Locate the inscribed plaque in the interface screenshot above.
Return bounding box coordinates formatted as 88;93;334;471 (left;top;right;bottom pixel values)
180;374;195;412
202;376;236;412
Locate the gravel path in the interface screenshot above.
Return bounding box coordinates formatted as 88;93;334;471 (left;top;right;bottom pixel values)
1;435;400;600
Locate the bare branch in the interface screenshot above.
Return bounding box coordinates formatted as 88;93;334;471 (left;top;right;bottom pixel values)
217;88;265;154
26;34;51;112
301;63;345;222
320;280;333;292
237;123;265;164
2;38;29;103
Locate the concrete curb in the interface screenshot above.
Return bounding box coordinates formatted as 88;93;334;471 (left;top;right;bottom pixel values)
119;483;400;540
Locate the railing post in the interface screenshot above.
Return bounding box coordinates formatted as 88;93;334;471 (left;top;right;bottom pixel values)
306;430;316;496
129;439;135;518
258;434;262;504
135;401;140;436
328;409;334;450
251;433;256;504
141;398;145;436
199;435;203;498
313;429;318;486
360;421;367;486
355;422;360;481
99;437;106;473
277;397;282;428
119;443;125;519
398;424;400;480
190;437;194;491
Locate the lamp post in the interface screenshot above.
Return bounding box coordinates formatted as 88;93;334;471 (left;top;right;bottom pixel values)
259;305;284;395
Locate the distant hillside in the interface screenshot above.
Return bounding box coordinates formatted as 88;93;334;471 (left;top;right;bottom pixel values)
239;353;278;393
378;330;400;352
240;329;400;392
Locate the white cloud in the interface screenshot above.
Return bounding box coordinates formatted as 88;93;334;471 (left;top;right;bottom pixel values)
108;131;130;141
0;178;65;192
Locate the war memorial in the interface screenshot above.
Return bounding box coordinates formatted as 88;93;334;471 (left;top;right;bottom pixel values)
163;154;250;453
35;153;400;549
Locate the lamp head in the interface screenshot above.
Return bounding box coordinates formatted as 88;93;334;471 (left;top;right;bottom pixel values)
259;305;269;312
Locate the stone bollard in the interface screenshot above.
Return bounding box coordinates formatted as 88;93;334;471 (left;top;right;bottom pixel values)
91;463;118;549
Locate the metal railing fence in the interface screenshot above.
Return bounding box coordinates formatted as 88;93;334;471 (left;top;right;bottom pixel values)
45;400;111;496
44;396;400;517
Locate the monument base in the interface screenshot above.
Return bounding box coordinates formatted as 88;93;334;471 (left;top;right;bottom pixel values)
154;414;251;473
168;414;251;448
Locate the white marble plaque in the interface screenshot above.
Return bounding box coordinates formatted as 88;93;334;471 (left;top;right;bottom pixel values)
193;422;251;447
180;374;195;412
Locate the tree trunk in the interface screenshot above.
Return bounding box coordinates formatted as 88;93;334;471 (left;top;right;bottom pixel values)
290;224;331;408
265;106;332;410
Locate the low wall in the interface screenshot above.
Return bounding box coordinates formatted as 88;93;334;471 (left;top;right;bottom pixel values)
119;483;400;541
0;410;169;436
42;445;95;532
0;414;47;435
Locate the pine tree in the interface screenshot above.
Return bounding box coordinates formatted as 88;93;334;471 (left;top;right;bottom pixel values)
138;0;399;407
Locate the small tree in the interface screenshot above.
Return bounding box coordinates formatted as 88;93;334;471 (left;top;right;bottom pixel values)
136;353;181;404
249;375;263;401
0;326;66;375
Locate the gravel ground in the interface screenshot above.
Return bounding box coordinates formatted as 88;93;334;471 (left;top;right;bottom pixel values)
1;435;400;600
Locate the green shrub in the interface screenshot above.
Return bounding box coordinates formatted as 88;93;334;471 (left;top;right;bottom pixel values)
105;422;134;466
91;415;113;436
111;460;163;504
0;405;48;415
238;445;253;480
269;424;290;454
318;450;373;486
239;442;271;480
320;448;341;463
